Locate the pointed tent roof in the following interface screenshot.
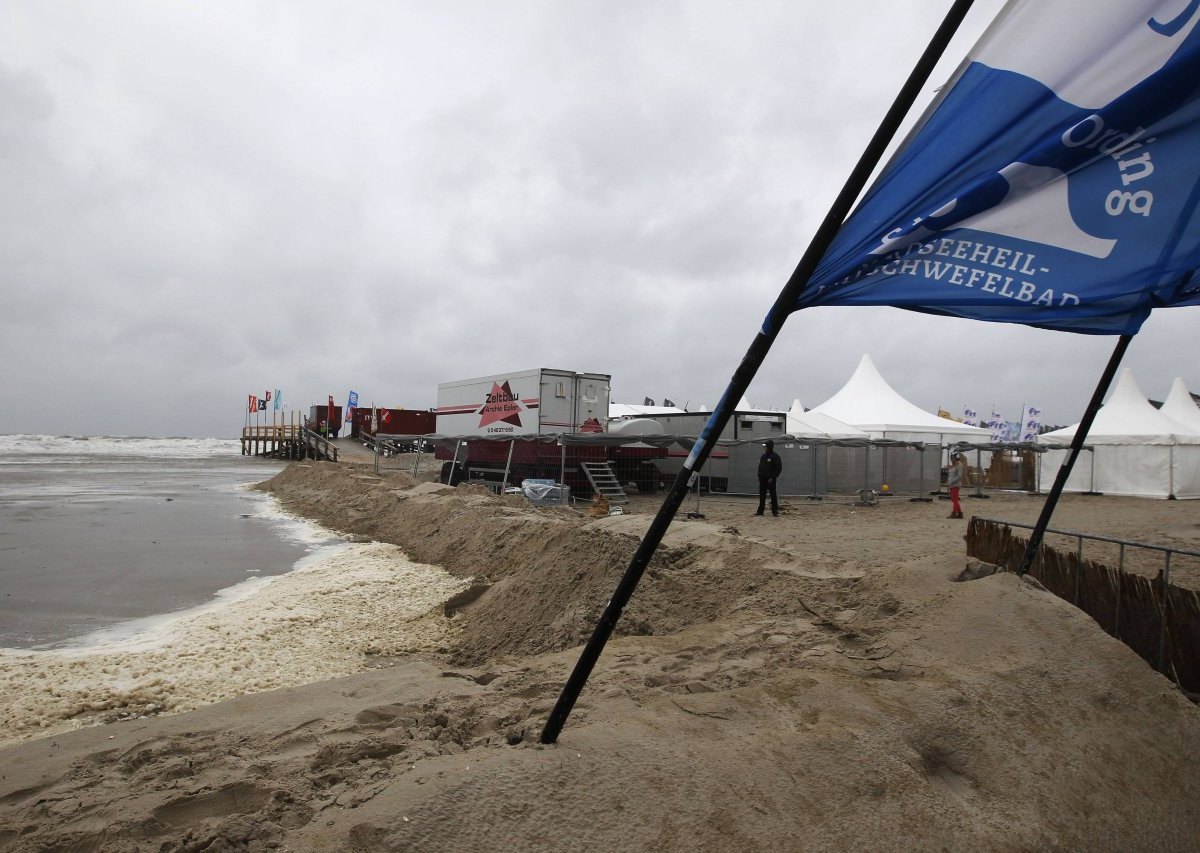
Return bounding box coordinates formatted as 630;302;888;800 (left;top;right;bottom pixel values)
1039;370;1200;446
786;398;867;439
1160;377;1200;432
732;397;790;415
810;354;990;438
609;402;686;419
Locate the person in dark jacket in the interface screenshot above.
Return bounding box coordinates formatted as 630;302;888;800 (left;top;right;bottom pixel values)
755;439;783;517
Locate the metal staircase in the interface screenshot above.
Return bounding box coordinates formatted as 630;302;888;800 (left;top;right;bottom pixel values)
581;461;628;504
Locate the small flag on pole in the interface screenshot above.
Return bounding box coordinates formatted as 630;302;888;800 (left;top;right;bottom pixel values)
1021;405;1044;441
274;389;282;412
248;395;258;414
988;410;1006;442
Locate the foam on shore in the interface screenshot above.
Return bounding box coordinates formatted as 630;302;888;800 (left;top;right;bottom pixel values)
0;541;469;748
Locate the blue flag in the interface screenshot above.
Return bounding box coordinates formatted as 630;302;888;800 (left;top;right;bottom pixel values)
800;1;1200;335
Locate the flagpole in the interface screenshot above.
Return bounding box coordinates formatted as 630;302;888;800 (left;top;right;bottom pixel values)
540;0;977;745
1017;334;1133;575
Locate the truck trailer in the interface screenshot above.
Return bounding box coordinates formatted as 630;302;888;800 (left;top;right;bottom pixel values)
435;368;659;494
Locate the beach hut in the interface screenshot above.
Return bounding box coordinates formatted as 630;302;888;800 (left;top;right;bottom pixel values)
1037;370;1200;499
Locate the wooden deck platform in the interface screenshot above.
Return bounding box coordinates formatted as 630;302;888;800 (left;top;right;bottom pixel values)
240;425;338;462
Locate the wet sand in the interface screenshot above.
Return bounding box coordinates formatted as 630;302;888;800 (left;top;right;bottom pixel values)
0;457;305;648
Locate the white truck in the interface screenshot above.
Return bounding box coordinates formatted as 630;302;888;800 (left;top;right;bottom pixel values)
434;368;615;490
435;368;611;438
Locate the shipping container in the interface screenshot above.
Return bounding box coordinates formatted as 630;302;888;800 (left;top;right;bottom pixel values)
351;407;435;439
307;405;343;437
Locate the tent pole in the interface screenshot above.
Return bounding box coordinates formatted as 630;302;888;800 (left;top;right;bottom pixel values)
540;0;976;745
1169;444;1175;499
1017;334;1133;575
502;439;515;493
911;445;930;502
811;445;819;500
974;447;986;498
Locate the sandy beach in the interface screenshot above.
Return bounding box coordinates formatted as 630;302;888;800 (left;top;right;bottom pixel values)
2;458;1199;851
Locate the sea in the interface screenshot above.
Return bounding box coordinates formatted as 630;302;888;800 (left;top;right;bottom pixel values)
0;434;343;650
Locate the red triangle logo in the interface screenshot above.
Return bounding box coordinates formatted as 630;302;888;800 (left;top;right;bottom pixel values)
478;381;524;428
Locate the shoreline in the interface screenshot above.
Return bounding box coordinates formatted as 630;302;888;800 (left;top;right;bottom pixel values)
2;459;1199;851
0;452;306;650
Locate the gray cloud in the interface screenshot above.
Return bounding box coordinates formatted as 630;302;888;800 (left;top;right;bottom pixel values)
1;1;1195;437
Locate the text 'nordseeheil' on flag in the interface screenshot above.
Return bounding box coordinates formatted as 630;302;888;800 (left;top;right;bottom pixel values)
797;0;1200;335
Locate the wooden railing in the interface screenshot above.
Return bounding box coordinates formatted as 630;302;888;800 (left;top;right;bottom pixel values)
240;424;338;461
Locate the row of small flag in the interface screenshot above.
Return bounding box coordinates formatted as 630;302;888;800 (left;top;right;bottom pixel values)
247;389;283;413
962;406;1044;443
245;389;369;422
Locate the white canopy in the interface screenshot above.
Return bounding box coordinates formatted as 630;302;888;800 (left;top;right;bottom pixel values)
735;397;784;414
785;398;867;439
609;402;686;419
810;354;991;442
1037;370;1200;499
1160;377;1200;433
1038;370;1200;447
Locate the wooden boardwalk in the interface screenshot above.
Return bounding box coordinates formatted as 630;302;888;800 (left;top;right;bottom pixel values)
240;425;338;462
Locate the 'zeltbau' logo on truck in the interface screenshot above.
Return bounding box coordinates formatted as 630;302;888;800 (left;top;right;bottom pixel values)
477;381;524;429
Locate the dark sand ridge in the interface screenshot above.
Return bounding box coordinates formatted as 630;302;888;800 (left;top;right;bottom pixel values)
1;459;1198;851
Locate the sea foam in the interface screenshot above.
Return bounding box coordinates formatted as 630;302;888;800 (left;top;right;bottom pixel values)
0;541;469;747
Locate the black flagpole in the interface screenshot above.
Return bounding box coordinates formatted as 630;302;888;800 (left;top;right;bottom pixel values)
540;0;977;745
1017;334;1133;575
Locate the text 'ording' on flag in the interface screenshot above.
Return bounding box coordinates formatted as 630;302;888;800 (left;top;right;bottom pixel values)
797;0;1200;336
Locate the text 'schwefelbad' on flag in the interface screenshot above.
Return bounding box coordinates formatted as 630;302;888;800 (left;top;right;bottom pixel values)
797;1;1200;335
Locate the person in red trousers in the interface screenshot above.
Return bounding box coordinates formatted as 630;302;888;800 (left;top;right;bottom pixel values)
947;451;967;519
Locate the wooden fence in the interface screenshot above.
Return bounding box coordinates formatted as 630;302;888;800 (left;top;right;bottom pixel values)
966;518;1200;697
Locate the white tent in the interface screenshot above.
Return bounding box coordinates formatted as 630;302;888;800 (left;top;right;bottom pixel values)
810;354;992;444
609;402;686;420
1037;370;1200;499
1160;377;1200;433
785;399;867;439
805;355;991;494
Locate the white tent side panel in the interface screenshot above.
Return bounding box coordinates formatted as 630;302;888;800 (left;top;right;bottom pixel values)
1170;446;1200;499
1039;446;1200;498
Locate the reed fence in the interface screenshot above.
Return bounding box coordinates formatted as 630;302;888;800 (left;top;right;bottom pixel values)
966;517;1200;697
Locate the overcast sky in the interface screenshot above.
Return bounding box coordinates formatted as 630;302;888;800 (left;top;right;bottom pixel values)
2;0;1196;438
